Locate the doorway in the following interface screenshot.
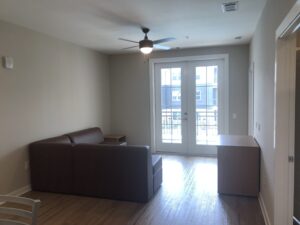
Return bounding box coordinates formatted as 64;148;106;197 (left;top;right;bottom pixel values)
294;47;300;225
150;55;229;156
274;2;300;224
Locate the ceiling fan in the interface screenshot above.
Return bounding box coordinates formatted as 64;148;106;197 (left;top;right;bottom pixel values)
119;27;175;54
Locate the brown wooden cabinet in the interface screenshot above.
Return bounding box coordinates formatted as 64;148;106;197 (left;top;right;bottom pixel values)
100;134;260;196
215;135;260;197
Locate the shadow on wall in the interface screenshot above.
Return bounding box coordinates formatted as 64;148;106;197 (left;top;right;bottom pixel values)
0;145;30;194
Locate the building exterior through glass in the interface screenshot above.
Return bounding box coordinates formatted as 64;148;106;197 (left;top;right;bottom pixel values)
160;66;218;144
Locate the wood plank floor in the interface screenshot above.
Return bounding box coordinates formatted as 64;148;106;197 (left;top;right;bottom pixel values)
23;155;265;225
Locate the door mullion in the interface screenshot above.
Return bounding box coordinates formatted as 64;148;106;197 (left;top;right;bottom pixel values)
187;62;196;153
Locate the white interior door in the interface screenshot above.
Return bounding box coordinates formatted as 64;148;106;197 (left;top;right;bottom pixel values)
154;59;226;155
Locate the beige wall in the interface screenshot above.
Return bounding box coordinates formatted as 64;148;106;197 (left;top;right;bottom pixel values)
250;0;296;223
109;45;249;145
0;20;111;194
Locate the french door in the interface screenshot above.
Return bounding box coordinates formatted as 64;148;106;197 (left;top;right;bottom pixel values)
154;59;227;155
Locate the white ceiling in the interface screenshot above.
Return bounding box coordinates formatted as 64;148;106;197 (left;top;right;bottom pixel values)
0;0;266;54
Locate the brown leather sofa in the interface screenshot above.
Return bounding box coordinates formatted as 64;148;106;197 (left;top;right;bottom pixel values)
29;127;162;203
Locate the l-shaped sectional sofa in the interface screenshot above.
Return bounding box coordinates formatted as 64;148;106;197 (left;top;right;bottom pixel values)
29;127;162;203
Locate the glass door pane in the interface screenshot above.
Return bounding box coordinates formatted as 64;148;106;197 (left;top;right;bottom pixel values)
161;68;182;143
195;65;218;145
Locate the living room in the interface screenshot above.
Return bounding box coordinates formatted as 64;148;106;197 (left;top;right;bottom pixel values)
0;0;299;224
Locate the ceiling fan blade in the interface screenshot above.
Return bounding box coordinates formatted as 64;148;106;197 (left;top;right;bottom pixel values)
154;44;171;50
153;37;176;44
119;38;139;43
122;45;138;50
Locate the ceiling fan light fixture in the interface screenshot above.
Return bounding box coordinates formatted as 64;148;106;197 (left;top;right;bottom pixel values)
139;39;153;54
140;47;153;54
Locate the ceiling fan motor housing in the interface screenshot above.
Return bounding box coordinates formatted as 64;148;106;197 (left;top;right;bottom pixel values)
139;39;153;49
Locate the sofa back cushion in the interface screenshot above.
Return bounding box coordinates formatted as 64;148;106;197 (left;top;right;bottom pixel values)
66;127;104;144
35;135;71;144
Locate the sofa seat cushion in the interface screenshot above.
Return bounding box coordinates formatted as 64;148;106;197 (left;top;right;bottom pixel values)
152;155;162;174
66;127;104;144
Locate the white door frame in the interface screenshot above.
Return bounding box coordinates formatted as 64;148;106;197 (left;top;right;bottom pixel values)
248;62;255;136
274;1;300;225
149;54;229;154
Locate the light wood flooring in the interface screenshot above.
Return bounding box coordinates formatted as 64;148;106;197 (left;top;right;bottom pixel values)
22;155;265;225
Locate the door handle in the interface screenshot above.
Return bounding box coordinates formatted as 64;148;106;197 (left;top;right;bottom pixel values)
182;112;188;121
288;156;294;163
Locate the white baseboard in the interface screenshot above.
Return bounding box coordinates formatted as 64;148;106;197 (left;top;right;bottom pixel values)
7;185;31;196
0;185;31;205
259;193;272;225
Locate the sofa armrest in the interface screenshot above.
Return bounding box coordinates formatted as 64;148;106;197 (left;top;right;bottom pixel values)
72;144;154;202
29;143;73;193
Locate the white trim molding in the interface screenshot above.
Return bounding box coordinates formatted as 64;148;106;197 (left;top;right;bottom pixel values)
7;185;31;197
0;185;31;206
276;1;300;38
259;193;271;225
274;33;296;225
